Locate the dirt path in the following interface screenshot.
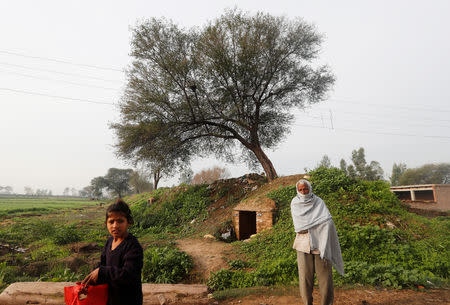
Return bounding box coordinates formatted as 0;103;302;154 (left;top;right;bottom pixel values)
216;287;450;305
176;238;236;283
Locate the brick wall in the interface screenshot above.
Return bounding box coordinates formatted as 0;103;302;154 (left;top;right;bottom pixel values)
435;185;450;211
256;211;274;233
232;212;240;240
233;210;275;240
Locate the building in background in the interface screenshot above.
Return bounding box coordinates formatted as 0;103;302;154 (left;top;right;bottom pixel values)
390;184;450;212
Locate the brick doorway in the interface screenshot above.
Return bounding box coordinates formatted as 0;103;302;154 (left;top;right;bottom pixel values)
239;211;257;240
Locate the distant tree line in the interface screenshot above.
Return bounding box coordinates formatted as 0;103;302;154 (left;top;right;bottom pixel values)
23;187;53;196
85;168;151;199
317;147;384;181
80;165;231;199
0;186;13;194
390;162;450;186
316;147;450;186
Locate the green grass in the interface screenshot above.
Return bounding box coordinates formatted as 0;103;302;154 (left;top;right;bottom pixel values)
0;197;100;217
0;200;107;292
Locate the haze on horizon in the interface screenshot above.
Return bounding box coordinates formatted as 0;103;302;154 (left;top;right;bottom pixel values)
0;0;449;195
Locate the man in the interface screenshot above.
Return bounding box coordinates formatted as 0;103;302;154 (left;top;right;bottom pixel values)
291;179;344;305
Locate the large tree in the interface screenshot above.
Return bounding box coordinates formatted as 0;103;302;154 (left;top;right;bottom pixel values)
112;9;334;181
90;176;107;198
103;168;134;198
90;168;134;198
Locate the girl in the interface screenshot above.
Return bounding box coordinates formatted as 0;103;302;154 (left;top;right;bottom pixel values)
82;199;143;305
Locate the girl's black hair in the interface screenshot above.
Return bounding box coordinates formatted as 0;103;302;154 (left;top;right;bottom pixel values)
105;199;134;224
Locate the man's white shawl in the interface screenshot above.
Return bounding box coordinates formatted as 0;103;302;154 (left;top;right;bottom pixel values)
291;179;344;275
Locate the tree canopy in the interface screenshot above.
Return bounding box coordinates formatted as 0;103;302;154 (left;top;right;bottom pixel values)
390;162;407;186
90;168;134;198
111;9;334;181
317;154;332;168
129;169;154;193
340;147;384;181
191;166;230;185
398;163;450;185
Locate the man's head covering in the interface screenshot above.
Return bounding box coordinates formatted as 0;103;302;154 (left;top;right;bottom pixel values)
291;179;331;232
296;179;314;203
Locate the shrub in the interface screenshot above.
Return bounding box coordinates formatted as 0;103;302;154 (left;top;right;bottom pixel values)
142;246;193;283
208;269;234;291
208;258;298;291
335;261;442;288
229;259;250;270
207;269;256;291
308;167;354;194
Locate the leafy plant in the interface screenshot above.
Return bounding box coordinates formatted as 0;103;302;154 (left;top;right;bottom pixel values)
208;269;235;291
142;246;193;283
229;259;250;270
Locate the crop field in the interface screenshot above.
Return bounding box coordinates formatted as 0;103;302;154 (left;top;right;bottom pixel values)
0;196;101;217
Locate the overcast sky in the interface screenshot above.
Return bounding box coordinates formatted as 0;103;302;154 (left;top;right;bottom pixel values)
0;0;449;195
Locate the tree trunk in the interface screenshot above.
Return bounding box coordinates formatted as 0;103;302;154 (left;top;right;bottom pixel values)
251;145;278;181
153;170;161;190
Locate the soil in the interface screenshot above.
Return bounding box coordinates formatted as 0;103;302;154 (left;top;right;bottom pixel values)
215;287;450;304
176;238;236;283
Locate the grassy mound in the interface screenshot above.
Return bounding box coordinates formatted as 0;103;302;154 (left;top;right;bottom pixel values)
208;167;449;290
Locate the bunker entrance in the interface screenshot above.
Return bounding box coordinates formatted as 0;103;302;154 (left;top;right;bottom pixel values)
238;211;257;240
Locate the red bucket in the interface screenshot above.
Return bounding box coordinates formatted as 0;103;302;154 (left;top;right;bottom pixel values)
64;283;108;305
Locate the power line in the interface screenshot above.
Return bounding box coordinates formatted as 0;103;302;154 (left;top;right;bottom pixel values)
0;69;119;91
327;98;450;113
0;50;123;72
0;61;123;83
310;109;450;129
0;87;115;106
336;126;450;139
336;109;450;123
304;108;450;123
295;109;450;130
292;122;450;140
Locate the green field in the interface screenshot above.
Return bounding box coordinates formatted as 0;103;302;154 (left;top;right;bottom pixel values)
0;196;101;217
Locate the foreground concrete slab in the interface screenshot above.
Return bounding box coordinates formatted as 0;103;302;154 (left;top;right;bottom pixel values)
0;282;211;305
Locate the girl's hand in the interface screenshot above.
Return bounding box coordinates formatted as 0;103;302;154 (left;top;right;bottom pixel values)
81;268;99;290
